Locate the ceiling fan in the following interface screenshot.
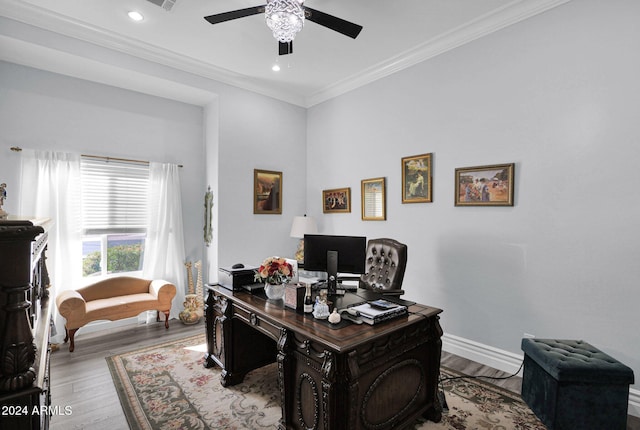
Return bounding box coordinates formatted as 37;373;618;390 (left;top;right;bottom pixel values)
204;0;363;55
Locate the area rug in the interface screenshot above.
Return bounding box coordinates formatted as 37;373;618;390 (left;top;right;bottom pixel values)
106;334;545;430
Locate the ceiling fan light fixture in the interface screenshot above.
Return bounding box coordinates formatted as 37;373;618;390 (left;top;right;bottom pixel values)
265;0;305;43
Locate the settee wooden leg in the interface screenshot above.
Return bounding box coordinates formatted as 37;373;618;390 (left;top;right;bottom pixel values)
156;310;160;322
68;328;78;352
163;311;170;329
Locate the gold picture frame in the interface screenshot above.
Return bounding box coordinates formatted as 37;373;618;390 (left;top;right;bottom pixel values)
323;187;351;213
455;163;515;206
402;153;432;203
361;177;386;221
254;169;282;214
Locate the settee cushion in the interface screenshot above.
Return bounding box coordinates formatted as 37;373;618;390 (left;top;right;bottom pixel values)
84;293;163;322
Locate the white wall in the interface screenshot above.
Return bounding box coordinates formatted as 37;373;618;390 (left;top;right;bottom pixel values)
0;59;308;289
0;15;309;284
215;85;308;271
0;61;205;268
307;0;640;392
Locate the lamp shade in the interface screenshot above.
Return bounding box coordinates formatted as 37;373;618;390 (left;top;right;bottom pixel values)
290;215;318;238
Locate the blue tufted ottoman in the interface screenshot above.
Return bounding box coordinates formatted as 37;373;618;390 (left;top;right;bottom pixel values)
521;338;634;430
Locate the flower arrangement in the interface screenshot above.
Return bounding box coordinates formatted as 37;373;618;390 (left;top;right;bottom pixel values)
255;256;293;285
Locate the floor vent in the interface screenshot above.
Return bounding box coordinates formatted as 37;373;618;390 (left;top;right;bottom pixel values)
146;0;177;12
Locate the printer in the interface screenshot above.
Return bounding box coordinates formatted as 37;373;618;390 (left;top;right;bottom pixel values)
218;265;259;291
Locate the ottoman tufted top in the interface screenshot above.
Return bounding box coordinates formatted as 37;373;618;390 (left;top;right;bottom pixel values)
521;338;635;384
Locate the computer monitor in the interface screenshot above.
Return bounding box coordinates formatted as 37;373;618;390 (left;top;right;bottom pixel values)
303;234;367;280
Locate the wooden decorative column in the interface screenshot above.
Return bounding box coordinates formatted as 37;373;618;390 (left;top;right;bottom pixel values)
0;223;43;391
0;218;53;430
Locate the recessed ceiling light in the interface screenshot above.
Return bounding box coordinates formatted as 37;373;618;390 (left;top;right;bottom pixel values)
272;64;281;72
128;11;144;22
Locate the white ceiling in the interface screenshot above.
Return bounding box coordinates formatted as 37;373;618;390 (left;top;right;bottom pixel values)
0;0;569;107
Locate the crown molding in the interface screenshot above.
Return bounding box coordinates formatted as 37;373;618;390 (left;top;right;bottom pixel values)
305;0;571;106
0;0;306;106
1;0;570;108
0;34;218;106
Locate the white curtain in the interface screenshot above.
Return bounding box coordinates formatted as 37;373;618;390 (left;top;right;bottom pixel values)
142;162;186;319
19;150;82;343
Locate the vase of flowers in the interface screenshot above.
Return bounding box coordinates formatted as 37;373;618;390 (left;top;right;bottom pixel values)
255;256;293;300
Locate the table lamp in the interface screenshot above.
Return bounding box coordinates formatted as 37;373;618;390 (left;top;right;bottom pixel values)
290;215;317;263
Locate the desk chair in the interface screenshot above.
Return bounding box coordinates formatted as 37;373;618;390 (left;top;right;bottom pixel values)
358;238;407;296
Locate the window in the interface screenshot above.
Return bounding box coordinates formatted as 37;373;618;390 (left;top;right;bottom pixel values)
81;157;149;277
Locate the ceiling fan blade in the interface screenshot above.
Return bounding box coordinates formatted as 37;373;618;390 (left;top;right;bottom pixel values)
204;5;265;25
279;41;293;56
304;7;363;39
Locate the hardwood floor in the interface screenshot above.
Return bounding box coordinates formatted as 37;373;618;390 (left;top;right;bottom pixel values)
440;350;523;393
50;320;204;430
49;320;640;429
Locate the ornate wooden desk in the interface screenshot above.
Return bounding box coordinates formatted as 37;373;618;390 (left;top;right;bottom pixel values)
204;284;443;430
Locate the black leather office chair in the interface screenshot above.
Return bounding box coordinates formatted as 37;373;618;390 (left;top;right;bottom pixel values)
359;238;407;296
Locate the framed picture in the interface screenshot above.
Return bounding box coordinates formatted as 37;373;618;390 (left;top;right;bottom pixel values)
254;169;282;214
402;153;432;203
361;177;386;220
455;163;515;206
323;187;351;213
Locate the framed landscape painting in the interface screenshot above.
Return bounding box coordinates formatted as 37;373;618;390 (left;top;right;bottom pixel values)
254;169;282;214
455;163;514;206
323;187;351;213
402;153;432;203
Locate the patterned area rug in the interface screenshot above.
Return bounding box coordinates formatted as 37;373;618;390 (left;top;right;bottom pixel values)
106;335;545;430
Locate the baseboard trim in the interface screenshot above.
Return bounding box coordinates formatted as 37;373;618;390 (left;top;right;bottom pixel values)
442;333;525;375
441;333;640;418
629;391;640;418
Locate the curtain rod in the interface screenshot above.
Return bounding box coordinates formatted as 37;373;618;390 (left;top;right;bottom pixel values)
9;147;183;167
82;154;183;168
82;154;150;165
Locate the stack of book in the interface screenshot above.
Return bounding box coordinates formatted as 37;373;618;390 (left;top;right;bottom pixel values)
351;299;408;325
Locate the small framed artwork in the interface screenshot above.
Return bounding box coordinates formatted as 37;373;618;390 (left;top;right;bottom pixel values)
402;153;432;203
361;177;386;221
254;169;282;214
323;187;351;213
455;163;515;206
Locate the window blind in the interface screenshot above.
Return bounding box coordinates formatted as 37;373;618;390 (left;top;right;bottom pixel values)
81;157;149;234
